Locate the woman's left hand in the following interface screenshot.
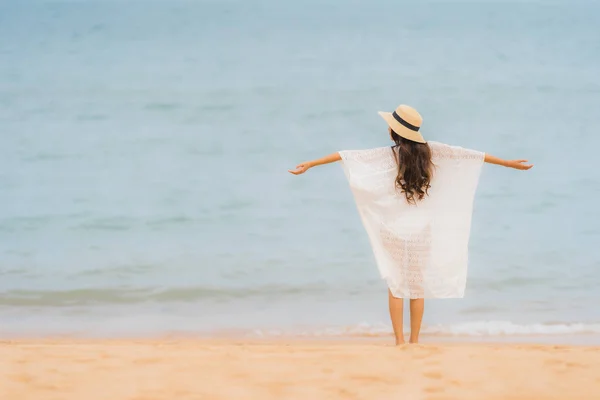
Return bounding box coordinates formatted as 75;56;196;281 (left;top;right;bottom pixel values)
288;153;340;175
288;162;311;175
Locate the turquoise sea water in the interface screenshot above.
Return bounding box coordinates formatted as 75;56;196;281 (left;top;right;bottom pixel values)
1;0;600;340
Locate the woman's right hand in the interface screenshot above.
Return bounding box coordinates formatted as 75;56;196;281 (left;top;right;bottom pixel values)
506;159;534;170
484;154;533;170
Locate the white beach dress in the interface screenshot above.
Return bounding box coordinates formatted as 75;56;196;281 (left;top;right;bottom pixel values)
339;141;485;299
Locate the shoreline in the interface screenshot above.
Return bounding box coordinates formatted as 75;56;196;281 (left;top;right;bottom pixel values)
3;329;600;346
3;338;600;399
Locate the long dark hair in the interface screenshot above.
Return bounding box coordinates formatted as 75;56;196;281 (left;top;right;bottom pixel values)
390;130;433;204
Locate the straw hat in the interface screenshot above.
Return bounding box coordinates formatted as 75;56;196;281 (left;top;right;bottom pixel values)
378;104;426;143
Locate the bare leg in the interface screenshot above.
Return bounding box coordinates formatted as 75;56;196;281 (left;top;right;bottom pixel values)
388;290;404;345
409;298;424;343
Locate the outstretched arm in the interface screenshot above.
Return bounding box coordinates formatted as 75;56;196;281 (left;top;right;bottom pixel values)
484;154;533;170
288;152;342;175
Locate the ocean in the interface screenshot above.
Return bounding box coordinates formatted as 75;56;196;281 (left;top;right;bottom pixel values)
1;0;599;341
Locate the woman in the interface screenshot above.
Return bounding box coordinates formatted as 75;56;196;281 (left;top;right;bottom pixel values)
288;104;533;345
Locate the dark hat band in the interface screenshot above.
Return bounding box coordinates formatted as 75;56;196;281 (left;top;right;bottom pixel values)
392;111;420;132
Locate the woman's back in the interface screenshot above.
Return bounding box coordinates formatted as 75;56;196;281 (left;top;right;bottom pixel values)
339;141;485;298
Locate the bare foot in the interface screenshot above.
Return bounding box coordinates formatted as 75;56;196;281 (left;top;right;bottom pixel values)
395;339;406;346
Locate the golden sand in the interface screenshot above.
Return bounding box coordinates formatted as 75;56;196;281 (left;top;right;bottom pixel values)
2;339;600;399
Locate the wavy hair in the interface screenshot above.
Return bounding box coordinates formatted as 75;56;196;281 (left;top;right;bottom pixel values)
390;130;434;204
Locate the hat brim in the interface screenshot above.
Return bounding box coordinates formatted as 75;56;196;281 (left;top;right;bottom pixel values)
378;111;426;144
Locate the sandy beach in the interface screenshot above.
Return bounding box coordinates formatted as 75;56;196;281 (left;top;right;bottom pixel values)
2;339;600;400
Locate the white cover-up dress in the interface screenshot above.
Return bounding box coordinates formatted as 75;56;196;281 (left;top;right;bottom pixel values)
339;141;485;299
